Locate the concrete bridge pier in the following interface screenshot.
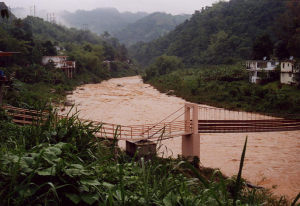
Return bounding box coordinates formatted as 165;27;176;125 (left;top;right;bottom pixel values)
182;103;200;158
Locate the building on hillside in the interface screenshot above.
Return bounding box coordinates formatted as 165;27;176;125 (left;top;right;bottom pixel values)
246;60;279;84
42;56;76;78
280;60;298;84
0;51;19;67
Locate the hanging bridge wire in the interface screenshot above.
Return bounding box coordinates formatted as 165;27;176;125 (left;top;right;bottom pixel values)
138;105;185;138
144;105;191;140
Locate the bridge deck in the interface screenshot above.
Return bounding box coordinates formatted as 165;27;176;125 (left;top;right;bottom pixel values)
2;104;300;140
198;119;300;133
97;131;192;140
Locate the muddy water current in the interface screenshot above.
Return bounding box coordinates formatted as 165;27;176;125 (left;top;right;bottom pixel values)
63;76;300;199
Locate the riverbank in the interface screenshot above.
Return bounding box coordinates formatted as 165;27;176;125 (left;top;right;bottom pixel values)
63;76;300;199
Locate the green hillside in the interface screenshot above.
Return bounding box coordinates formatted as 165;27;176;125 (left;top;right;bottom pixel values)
113;12;191;46
129;0;287;67
0;14;139;107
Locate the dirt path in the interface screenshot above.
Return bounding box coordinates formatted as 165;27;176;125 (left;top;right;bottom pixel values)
62;76;300;199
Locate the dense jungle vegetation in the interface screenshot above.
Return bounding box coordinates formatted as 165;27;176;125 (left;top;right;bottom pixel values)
144;57;300;116
113;12;191;46
57;8;190;46
0;12;139;108
141;0;300;116
129;0;291;67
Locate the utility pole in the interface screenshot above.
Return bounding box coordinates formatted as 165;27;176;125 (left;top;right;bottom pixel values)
83;24;89;30
47;13;56;23
30;6;36;16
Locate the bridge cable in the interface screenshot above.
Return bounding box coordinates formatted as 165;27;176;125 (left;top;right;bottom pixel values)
140;105;191;141
138;106;185;138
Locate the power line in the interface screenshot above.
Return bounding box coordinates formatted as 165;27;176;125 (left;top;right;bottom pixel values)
83;24;89;30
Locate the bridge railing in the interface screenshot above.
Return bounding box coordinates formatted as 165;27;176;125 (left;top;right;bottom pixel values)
2;105;50;125
4;104;300;137
1;105;187;140
88;120;186;140
197;105;300;133
197;105;278;121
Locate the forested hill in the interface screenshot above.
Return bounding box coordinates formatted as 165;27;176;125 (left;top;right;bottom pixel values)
112;12;191;46
1;13;139;92
129;0;286;67
58;8;149;35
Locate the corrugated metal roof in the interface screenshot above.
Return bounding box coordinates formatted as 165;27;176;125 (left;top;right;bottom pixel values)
0;51;19;57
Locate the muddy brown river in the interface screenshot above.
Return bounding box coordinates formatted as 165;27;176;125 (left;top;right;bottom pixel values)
63;76;300;199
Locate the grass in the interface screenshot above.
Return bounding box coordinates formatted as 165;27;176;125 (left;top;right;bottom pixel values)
0;105;299;205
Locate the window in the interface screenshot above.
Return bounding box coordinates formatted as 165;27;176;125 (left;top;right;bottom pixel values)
271;62;276;66
282;63;285;68
289;73;292;77
257;62;267;68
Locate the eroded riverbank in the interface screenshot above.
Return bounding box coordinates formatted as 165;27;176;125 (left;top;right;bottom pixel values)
63;76;300;199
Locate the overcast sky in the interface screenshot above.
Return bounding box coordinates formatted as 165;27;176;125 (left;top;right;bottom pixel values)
7;0;226;15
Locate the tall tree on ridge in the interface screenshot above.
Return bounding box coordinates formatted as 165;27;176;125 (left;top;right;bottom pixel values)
274;0;300;59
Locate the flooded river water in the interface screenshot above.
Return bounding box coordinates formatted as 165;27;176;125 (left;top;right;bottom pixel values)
64;76;300;199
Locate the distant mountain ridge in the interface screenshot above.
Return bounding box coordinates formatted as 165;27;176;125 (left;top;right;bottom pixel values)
128;0;287;67
112;12;191;46
58;8;149;35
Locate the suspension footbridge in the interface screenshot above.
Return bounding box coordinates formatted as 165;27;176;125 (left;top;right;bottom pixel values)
2;103;300;157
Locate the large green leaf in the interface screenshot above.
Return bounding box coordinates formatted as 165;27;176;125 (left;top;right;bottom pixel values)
80;193;100;205
65;169;81;177
66;193;81;205
103;182;115;190
80;179;101;186
18;185;38;197
37;166;56;176
54;142;68;150
45;147;62;156
70;164;84;169
163;192;179;206
20;157;35;168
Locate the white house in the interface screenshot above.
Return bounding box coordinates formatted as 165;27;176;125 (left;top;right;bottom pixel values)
280;60;297;84
246;60;279;84
42;56;76;78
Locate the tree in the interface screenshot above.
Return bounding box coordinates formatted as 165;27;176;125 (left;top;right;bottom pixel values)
101;31;111;39
274;0;300;59
1;8;9;19
145;55;183;78
251;34;274;60
42;41;57;56
116;44;128;61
